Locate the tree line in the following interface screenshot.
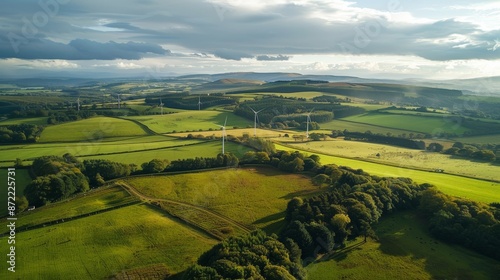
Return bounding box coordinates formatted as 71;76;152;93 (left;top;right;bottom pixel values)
0;124;44;143
343;131;427;150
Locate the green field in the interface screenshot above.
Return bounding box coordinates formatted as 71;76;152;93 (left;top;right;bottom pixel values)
307;211;500;280
125;167;320;230
454;134;500;144
276;144;500;203
0;117;48;125
0;168;32;217
343;113;469;135
38;117;150;142
0;136;204;166
0;204;217;280
287;139;500;181
319;119;420;135
1;186;138;229
81;141;252;165
124;111;253;134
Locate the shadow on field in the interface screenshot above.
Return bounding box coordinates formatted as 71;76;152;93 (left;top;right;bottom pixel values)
252;211;284;225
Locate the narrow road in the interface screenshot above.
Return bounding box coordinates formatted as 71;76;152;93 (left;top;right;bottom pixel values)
119;181;253;234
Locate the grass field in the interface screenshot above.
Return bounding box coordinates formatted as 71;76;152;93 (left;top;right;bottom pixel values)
0;117;48;125
0;204;217;280
125;167;320;231
0;168;31;217
319;119;420;135
0;186;138;229
343;112;469;135
81;141;252;164
287;139;500;181
124;111;253;134
170;128;296;139
307;211;500;280
276;144;500;203
454;134;500;144
0;136;204;166
38;117;150;142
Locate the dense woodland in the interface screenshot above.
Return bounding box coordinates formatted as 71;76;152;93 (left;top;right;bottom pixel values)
0;124;44;143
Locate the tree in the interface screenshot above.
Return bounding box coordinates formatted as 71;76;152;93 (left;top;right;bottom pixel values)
312;174;330;187
141;159;169;173
15;196;29;213
330;214;351;245
427;142;444;152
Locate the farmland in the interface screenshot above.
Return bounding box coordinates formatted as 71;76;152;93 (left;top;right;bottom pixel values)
125;167;321;230
123;111;253;134
306;211;500;280
0;204;216;280
343;112;469;135
286;139;500;181
276;144;500;203
319;119;422;136
38;117;150;142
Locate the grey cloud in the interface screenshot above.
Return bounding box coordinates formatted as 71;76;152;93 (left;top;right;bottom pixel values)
0;37;168;60
256;54;290;61
213;49;254;61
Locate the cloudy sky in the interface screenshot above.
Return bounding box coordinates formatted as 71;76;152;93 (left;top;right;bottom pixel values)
1;0;499;79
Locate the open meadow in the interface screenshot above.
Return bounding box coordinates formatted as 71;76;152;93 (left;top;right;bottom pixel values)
125;167;322;231
38;117;150;143
123;111;253;134
287;139;500;181
306;211;500;280
0;204;217;280
276;144;500;203
343;112;469;135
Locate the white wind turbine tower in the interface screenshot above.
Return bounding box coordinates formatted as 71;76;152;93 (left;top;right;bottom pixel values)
198;96;202;111
306;108;314;139
248;106;264;137
159;97;164;115
117;94;121;109
216;116;228;154
77;98;80;112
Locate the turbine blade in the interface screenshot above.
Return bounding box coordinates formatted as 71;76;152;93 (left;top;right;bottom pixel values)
224;116;227;127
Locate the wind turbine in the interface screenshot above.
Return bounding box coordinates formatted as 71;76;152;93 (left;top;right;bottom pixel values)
306;108;314;139
216;116;228;154
198;96;202;111
117;94;121;109
77;98;80;112
248;106;264;137
159;97;164;115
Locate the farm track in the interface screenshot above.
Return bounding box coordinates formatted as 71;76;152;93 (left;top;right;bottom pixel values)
119;181;254;236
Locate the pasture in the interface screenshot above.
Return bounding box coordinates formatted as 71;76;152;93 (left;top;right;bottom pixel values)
0;168;31;217
343;112;469;135
38;117;150;142
454;134;500;145
306;211;500;280
0;136;204;167
123;111;253;134
0;204;217;280
125;167;321;231
1;186;138;229
319;119;420;136
276;144;500;203
0;117;48;125
287;139;499;181
81;141;252;164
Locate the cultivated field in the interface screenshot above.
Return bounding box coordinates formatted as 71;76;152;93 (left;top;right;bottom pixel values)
343;113;469;135
38;117;149;142
0;204;216;280
276;144;500;203
124;111;253;134
0;136;204;167
125;167;321;231
287;139;500;181
319;119;420;136
307;211;500;280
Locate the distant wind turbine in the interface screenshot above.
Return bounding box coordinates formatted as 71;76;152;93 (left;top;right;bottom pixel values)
306;108;314;139
216;116;228;154
77;97;80;112
198;96;202;110
248;106;264;137
117;94;121;109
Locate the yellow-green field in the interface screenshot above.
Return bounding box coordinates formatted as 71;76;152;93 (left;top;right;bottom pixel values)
307;211;500;280
0;204;216;280
320;119;419;135
0;117;48;125
38;117;149;142
286;139;499;181
123;111;253;134
276;144;500;203
125;167;321;230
